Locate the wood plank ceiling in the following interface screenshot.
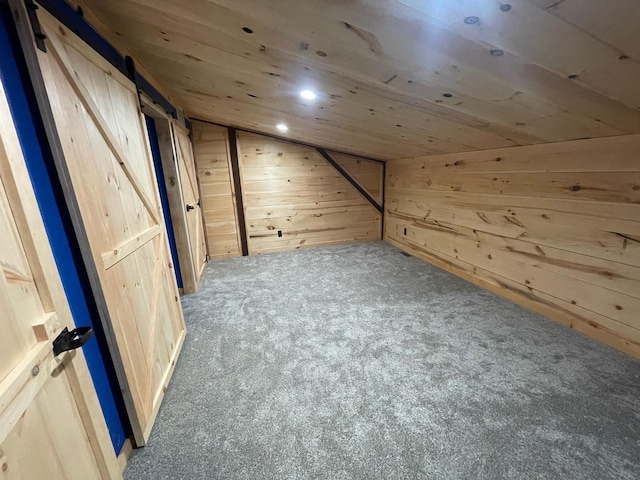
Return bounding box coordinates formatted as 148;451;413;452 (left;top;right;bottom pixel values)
77;0;640;160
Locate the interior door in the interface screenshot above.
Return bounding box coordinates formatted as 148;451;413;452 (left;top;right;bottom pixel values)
173;122;207;283
0;76;120;479
33;10;185;445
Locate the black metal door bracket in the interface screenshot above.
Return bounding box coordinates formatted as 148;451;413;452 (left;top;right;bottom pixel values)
25;0;47;52
53;326;93;356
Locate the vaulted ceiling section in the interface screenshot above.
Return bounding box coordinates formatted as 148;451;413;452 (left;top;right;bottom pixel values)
76;0;640;160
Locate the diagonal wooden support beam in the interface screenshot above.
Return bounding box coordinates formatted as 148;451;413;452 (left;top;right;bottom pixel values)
228;128;249;256
316;148;383;214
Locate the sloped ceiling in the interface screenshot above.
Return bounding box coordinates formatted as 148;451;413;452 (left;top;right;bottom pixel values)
76;0;640;160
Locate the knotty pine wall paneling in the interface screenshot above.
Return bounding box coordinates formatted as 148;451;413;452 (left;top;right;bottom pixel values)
192;121;383;257
330;152;384;206
385;134;640;358
237;132;382;255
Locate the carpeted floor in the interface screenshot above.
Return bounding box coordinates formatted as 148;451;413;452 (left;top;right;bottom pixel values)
124;241;640;480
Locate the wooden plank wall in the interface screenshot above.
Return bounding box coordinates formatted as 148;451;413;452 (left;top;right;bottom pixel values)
192;121;383;257
192;121;242;259
385;134;640;358
331;152;384;205
238;132;382;254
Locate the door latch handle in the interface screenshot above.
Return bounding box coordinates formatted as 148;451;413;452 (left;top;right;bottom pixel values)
53;326;93;356
186;204;195;212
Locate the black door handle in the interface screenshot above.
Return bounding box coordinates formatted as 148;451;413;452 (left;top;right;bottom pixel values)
53;326;93;356
186;204;195;212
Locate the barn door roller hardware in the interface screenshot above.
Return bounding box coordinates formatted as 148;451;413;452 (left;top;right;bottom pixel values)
24;0;47;52
53;326;94;356
31;0;178;117
125;55;177;119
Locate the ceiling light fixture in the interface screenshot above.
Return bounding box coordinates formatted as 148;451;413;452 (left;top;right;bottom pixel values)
276;123;289;133
300;89;317;100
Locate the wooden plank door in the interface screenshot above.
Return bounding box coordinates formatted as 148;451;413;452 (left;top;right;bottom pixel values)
0;76;120;479
152;117;207;294
172;122;207;287
33;10;185;445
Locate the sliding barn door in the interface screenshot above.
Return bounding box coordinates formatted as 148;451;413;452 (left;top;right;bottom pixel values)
34;11;185;444
172;123;207;285
0;78;120;479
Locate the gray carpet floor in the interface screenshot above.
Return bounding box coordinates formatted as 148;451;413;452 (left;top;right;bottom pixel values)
124;241;640;480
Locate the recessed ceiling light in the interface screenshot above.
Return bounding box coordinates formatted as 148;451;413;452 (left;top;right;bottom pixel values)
276;123;288;132
300;90;317;100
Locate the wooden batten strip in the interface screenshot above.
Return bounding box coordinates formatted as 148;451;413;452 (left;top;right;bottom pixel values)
31;311;60;342
317;148;383;213
173;128;198;200
45;31;160;226
101;224;162;270
142;328;186;441
188;126;211;261
0;315;62;444
143;237;165;408
381;160;386;239
227;127;249;256
0;141;55;312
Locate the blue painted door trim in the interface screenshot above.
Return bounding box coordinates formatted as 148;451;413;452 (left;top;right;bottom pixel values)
0;4;128;453
146;115;183;288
